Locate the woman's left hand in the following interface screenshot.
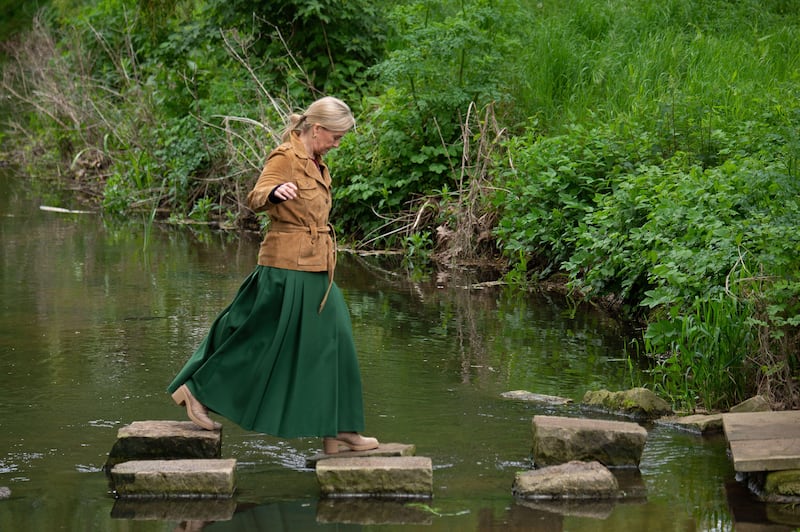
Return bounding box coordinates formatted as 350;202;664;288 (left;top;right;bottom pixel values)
274;182;298;201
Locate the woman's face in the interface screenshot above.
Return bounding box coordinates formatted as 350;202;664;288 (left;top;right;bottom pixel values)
311;125;346;157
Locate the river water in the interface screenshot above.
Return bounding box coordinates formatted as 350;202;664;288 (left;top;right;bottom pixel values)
0;170;785;531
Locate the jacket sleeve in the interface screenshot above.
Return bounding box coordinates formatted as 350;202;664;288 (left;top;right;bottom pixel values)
247;147;293;213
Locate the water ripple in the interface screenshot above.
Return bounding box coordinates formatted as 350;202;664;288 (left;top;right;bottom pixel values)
88;419;120;428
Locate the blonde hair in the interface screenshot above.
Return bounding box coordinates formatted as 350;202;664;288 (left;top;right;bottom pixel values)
281;96;355;142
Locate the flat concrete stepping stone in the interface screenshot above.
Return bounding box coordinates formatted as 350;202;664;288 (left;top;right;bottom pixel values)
105;420;221;470
110;459;236;499
532;415;647;467
316;456;432;499
723;410;800;472
307;443;416;468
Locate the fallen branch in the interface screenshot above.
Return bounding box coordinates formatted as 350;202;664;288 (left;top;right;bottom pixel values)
40;205;94;214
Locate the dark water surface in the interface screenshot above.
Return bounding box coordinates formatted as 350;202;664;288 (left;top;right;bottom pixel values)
0;171;780;531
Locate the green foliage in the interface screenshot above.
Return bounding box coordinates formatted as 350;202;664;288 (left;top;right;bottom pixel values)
643;294;755;411
739;271;800;409
566;106;800;307
494;121;653;277
494;81;800;408
153;115;213;206
505;0;800;130
331;93;461;241
189;196;217;221
629;240;798;412
403;230;433;263
2;0;390;225
0;0;47;51
373;0;520;114
203;0;388;98
332;0;526;241
502;251;530;290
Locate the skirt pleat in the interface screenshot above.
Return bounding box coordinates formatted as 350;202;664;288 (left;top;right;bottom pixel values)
167;266;365;438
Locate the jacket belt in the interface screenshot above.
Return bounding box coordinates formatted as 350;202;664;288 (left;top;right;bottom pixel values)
268;222;336;313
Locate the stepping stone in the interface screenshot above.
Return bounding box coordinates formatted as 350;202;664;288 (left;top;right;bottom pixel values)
513;461;620;500
316;456;432;499
723;410;800;472
532;415;647;467
105;420;221;471
307;443;416;468
659;413;724;435
110;459;236;499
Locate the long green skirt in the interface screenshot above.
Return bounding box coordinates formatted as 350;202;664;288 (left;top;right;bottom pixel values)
167;266;366;438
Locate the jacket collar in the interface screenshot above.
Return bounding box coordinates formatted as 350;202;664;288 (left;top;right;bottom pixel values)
290;131;330;188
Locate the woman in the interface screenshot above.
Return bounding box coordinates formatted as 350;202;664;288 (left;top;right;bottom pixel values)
168;96;378;455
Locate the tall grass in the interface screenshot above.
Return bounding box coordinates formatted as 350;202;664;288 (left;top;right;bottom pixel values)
644;294;755;412
507;0;800;131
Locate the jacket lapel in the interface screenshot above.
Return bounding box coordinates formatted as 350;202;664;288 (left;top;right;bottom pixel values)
291;132;331;191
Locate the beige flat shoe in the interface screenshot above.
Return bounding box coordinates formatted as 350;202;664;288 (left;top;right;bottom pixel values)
323;432;379;454
171;384;221;431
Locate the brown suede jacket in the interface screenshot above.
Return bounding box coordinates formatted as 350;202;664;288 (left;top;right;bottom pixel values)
246;132;335;276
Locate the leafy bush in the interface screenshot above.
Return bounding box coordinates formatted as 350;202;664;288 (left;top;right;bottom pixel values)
493;89;800;409
203;0;389;98
494;121;655;277
331;0;525;244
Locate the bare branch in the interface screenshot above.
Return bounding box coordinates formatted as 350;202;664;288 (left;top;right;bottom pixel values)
219;28;289;124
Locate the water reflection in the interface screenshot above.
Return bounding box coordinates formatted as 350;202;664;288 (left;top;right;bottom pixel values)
0;170;781;530
111;498;237;522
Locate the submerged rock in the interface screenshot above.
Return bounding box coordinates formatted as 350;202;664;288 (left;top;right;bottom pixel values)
662;396;771;435
316;499;434;525
764;469;800;501
501;390;573;405
513;498;615;520
582;387;672;420
0;486;10;500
